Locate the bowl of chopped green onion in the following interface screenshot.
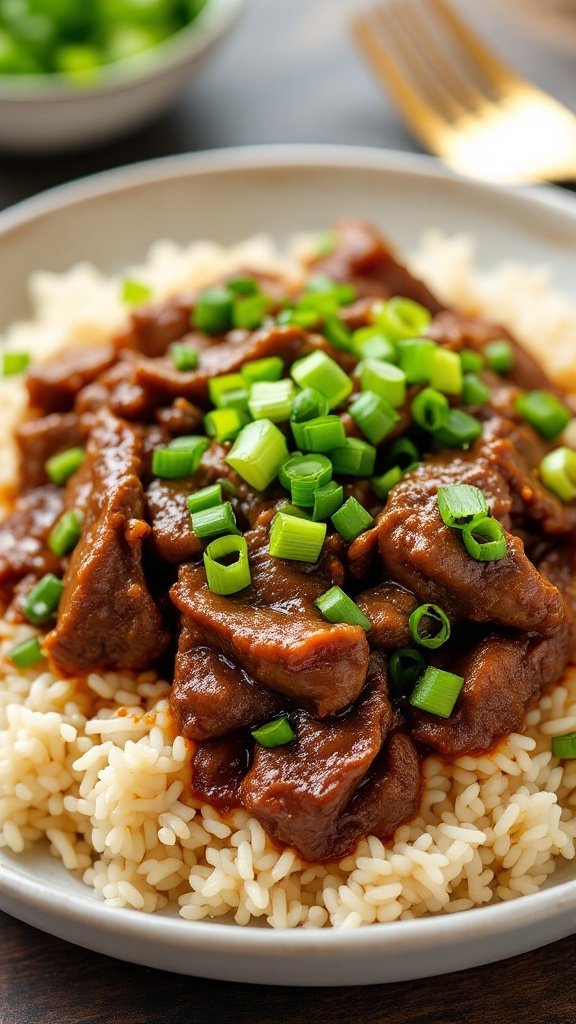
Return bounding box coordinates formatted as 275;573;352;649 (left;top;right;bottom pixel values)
0;0;246;152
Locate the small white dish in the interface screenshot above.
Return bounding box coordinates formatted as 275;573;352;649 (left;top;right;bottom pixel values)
0;0;246;154
0;145;575;984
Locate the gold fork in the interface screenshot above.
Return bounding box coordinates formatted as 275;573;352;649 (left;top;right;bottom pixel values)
351;0;576;184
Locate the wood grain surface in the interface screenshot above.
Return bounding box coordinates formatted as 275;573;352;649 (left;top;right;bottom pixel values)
0;912;574;1024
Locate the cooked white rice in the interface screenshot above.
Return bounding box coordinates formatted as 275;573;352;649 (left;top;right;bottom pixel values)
1;231;575;928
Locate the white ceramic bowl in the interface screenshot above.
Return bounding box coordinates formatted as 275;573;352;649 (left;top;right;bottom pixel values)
0;0;246;154
0;146;575;985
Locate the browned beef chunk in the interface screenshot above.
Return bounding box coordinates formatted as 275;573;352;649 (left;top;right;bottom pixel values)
239;654;398;861
311;221;443;312
16;412;84;490
335;732;421;850
45;410;169;674
411;622;573;756
376;455;563;637
0;485;63;591
145;478;202;564
154;398;203;436
118;297;194;357
75;356;153;422
170;522;369;717
171;620;282;741
27;345;117;414
356;582;418;649
190;737;249;811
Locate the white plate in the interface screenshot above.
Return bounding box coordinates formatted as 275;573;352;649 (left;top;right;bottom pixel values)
0;146;575;985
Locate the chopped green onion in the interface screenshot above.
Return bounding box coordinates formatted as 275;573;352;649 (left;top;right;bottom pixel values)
268;512;326;562
359;360;406;408
460;349;484;373
22;573;64;626
349;391;399;445
371;466;403;500
434;409;483;448
396;338;436;384
329;438;377;477
170;343;199;371
409;666;464;718
437;484;489;529
291;414;347;452
186;484;223;515
248;379;295;423
312;480;344;521
408;604;451;649
241;357;284;384
277;308;320;330
515;390;571;441
304;276;356;305
208;373;249;412
153;437;208;479
331;496;374;542
352;328;397;363
291;351;352;410
375;297;432;341
389;647;426;695
1;352;30;376
429;348;463;396
226;420;289;491
315;586;372;631
203;534;251;595
551;732;576;759
121;278;151;306
323;316;353;352
191;501;239;539
227;276;259;296
313;231;336;258
385;437;419;470
276;502;312;520
45;447;84;486
193;288;234;335
411;388;450;432
484;339;514;374
204;408;245;443
290;387;330;423
462;372;490;407
462;517;507;561
7;635;45;669
48;509;82;557
279;453;333;506
540;447;576;502
233;294;272;331
251;715;295;748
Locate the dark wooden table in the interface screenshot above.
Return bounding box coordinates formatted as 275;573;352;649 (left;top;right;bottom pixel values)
0;0;575;1018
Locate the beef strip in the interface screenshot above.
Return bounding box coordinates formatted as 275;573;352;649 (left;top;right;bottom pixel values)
0;485;63;592
16;412;84;490
239;653;397;861
356;582;418;649
170;521;369;717
45;410;169;673
118;297;194;357
145;477;203;564
27;345;117;414
154;398;203;436
311;221;444;312
171;619;283;741
411;622;573;756
75;355;154;422
376;455;563;637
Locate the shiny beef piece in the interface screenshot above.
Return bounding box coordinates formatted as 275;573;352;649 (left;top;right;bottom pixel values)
145;477;203;564
171;520;370;717
190;737;249;812
16;412;84;490
75;355;154;422
356;582;418;650
376;455;564;637
45;410;169;673
154;398;203;436
27;345;117;413
0;485;63;593
119;297;194;357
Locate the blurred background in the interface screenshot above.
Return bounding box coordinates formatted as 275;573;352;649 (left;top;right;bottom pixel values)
0;0;574;209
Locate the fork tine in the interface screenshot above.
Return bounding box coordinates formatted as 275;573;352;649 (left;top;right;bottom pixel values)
351;9;450;149
427;0;516;92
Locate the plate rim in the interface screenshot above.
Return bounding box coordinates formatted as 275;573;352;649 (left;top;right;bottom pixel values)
0;143;575;964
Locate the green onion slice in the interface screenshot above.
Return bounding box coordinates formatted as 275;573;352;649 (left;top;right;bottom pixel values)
191;501;240;539
227;276;259;296
291;351;352;410
375;296;431;341
312;480;344;521
461;516;507;561
396;338;436;384
22;573;64;626
331;496;374;542
233;294;272;331
359;359;406;408
384;437;419;471
226;419;289;491
248;379;295;423
241;357;284;384
437;484;489;529
352;328;397;364
170;343;199;371
268;512;326;562
48;508;82;557
121;278;151;306
551;732;576;760
204;408;245;443
484;339;514;374
389;647;426;695
434;409;483;449
1;352;30;376
349;391;399;445
315;586;372;631
291;414;346;453
410;666;464;718
7;636;46;669
540;447;576;502
411;387;450;432
429;348;463;396
329;438;377;477
515;390;571;441
203;534;251;595
408;603;451;649
290;387;330;424
187;484;223;515
460;349;484;373
251;716;295;748
45;447;85;486
279;453;333;506
193;288;234;335
153;437;208;479
371;466;404;501
462;372;491;407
